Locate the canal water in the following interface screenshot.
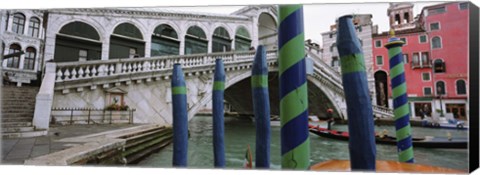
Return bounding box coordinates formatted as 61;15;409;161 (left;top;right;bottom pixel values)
137;116;468;171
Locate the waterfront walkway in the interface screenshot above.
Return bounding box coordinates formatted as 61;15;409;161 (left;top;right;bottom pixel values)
1;124;140;164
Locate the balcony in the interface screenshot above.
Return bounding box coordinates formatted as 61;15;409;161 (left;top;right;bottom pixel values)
411;61;432;69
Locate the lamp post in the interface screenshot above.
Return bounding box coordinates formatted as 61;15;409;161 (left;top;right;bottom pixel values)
437;86;444;117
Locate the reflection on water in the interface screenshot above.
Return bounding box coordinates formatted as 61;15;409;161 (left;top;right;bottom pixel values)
137;116;468;171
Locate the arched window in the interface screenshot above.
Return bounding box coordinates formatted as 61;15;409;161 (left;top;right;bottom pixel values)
436;81;446;95
431;36;442;49
55;21;102;62
110;23;145;59
456;80;466;95
330;43;337;52
212;27;231;53
7;44;21;68
151;24;179;56
433;59;445;73
395;14;401;25
235;27;251;51
24;47;36;70
12;13;25;34
185;26;207;54
28;17;40;37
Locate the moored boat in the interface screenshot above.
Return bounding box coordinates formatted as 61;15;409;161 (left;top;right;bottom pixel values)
308;125;467;149
310;160;466;173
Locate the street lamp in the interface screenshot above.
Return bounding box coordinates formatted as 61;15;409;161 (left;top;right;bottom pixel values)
437;86;444;117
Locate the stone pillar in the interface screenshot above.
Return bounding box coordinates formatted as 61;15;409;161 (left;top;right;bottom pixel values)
207;35;212;54
18;51;25;69
102;35;110;60
179;36;185;55
23;16;30;36
144;37;151;57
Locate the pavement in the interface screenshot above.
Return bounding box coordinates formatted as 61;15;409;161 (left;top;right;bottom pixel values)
1;124;140;165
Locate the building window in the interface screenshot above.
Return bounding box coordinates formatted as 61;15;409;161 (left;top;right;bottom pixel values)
421;52;430;66
459;2;468;10
28;17;40;37
395;14;401;25
428;6;446;16
404;12;410;23
331;56;339;67
129;48;138;58
419;35;427;43
412;53;419;66
24;47;36;70
400;37;407;45
422;72;431;81
434;59;446;73
403;54;409;63
436;81;446;95
12;13;25;35
375;40;382;48
431;36;442;49
430;22;440;31
330;43;337;52
7;44;21;68
456;80;466;95
329;33;333;38
424;87;432;96
376;56;383;65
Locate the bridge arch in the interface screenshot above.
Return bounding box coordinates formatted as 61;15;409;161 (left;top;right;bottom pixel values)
187;65;344;121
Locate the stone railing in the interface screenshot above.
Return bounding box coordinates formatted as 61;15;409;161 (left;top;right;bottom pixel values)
54;50;276;83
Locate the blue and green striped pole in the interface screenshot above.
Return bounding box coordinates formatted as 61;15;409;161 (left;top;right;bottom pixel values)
171;63;188;167
212;58;226;168
336;15;376;170
384;29;414;163
251;45;270;168
278;5;310;170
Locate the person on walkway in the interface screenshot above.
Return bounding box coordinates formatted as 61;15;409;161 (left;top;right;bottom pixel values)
326;108;334;130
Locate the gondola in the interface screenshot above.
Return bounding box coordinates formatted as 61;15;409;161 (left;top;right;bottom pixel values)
308;125;467;149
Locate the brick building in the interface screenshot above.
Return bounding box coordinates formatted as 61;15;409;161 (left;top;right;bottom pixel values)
372;2;469;120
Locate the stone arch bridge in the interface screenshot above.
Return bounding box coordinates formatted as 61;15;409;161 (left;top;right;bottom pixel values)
34;46;393;128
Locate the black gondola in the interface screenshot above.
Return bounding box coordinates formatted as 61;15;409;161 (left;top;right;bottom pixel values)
308;125;467;149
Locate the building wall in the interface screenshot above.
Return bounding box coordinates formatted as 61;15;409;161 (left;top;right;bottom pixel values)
372;2;469;120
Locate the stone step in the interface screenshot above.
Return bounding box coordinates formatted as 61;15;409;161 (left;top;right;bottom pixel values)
1;130;47;139
2;126;35;132
2;108;35;112
1;112;35;116
2;122;33;127
2;117;33;122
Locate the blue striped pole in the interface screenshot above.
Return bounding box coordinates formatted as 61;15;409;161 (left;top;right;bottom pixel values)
212;58;226;168
336;15;376;170
251;45;271;168
171;63;188;167
385;29;415;163
278;5;310;170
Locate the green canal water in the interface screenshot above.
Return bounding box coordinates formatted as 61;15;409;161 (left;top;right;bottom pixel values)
137;116;468;171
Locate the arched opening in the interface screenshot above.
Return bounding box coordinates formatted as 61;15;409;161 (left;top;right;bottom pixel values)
433;59;445;73
28;17;40;37
235;27;251;51
12;13;25;34
431;36;442;49
456;80;466;95
184;26;207;54
54;21;102;62
212;27;231;53
223;72;339;119
151;24;179;56
110;23;145;59
394;14;401;25
258;13;277;50
7;44;21;68
374;71;389;107
24;47;36;70
436;81;446;95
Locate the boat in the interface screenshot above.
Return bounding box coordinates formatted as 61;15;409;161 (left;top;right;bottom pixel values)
310;160;466;173
308;125;467;149
420;115;468;130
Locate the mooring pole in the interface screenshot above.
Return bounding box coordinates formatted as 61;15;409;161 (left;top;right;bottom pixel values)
171;63;188;167
385;29;415;163
278;4;310;170
251;45;270;168
336;15;376;171
212;58;225;168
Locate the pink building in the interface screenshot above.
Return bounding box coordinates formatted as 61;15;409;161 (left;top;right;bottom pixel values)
372;2;469;120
